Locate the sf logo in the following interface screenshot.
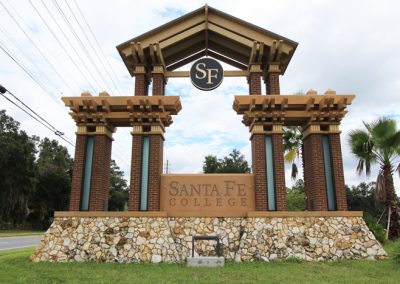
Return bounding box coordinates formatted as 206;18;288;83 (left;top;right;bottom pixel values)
190;58;223;91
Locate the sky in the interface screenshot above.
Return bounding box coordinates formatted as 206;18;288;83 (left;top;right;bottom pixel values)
1;0;400;193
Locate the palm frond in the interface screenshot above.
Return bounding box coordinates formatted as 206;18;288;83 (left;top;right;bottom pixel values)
356;159;364;175
366;159;372;176
284;148;298;163
374;171;386;204
370;118;397;147
291;163;298;180
397;163;400;178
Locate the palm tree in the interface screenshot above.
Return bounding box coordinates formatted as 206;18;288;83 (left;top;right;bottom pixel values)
349;118;400;239
283;126;303;180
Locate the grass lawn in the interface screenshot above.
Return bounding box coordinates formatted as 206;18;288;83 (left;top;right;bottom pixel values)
0;230;44;238
0;242;399;284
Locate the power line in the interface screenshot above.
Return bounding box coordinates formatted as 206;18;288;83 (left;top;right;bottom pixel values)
0;0;78;96
0;85;75;147
0;41;65;109
52;0;115;94
27;0;97;94
64;0;124;96
39;0;102;94
73;0;125;93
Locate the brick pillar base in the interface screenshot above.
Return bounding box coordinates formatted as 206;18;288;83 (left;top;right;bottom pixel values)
303;134;328;211
251;134;267;210
272;134;286;210
89;135;112;211
329;134;348;210
69;135;87;211
148;135;164;211
128;135;142;211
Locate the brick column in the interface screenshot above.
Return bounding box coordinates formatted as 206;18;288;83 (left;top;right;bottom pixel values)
329;132;348;210
69;134;87;211
89;133;112;211
148;131;164;211
302;132;328;211
248;64;262;95
302;124;348;211
128;125;164;211
272;132;287;211
134;65;149;96
68;125;113;211
251;133;267;210
265;62;280;95
128;128;142;211
152;66;165;96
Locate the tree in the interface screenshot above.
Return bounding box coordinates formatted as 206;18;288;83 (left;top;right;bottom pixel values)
0;110;37;225
283;126;303;180
349;118;400;239
108;160;129;211
203;149;250;173
286;179;305;211
28;138;72;228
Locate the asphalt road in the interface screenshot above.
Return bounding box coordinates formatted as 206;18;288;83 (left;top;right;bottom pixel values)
0;236;43;251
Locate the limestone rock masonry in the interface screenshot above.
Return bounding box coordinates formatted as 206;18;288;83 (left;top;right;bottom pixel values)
31;216;387;263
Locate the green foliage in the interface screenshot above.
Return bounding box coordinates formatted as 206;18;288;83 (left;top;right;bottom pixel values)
29;138;72;229
346;182;384;219
203;149;250;173
0;110;74;229
286;180;305;211
0;110;37;225
364;212;386;243
348;118;400;239
108;160;129;211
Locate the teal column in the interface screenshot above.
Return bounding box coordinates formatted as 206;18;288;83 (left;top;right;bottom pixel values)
140;136;150;210
322;135;336;210
265;135;276;211
80;136;94;211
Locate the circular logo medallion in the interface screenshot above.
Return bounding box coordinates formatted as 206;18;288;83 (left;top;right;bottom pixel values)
190;58;223;91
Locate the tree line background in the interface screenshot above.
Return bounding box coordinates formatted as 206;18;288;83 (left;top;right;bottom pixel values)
0;109;397;241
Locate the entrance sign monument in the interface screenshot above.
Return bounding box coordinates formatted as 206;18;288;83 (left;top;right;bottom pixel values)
31;5;387;263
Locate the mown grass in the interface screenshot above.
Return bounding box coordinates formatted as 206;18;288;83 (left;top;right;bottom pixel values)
0;230;44;238
0;242;399;284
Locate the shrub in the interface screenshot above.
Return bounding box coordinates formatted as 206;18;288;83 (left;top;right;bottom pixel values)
364;212;386;243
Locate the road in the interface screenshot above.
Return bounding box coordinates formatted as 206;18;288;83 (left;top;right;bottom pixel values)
0;235;42;251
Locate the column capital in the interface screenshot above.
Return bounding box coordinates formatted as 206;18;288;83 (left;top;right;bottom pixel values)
76;125;115;139
267;62;281;73
301;124;341;138
130;124;165;139
250;124;283;139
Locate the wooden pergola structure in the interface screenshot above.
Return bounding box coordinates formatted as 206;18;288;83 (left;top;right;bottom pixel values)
63;5;354;213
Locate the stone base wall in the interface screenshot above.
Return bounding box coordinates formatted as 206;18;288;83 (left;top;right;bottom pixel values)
31;216;387;263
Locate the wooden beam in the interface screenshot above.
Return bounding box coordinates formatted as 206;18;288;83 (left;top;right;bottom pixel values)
258;42;265;62
136;42;145;63
208;22;254;47
208;50;247;70
130;42;139;63
159;23;206;49
249;41;257;64
269;40;277;61
275;40;283;61
166;50;205;71
165;70;248;78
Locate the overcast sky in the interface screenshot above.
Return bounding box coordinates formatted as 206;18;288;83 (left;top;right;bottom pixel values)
1;0;399;192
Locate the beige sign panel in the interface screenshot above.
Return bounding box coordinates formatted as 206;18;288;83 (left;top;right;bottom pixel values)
160;174;255;217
